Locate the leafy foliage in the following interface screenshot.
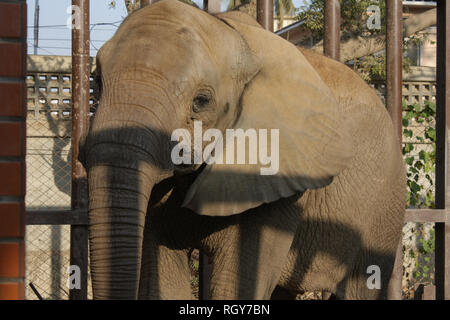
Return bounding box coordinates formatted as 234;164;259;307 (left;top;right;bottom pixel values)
296;0;425;82
296;0;386;41
408;227;435;284
402;100;436;208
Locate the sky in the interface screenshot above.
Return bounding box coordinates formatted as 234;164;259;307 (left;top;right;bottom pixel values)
26;0;308;56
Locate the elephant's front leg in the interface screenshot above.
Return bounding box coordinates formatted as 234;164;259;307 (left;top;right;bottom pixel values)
206;200;302;299
138;215;193;300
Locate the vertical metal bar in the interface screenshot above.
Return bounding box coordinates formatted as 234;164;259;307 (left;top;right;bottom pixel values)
323;0;340;60
386;0;403;143
199;0;222;300
69;0;89;300
385;0;403;300
435;0;450;301
198;252;213;300
257;0;274;32
199;0;222;299
33;0;39;55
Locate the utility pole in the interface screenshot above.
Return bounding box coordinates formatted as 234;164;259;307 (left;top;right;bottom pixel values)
33;0;40;55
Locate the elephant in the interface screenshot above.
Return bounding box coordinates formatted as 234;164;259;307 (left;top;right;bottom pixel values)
81;0;406;300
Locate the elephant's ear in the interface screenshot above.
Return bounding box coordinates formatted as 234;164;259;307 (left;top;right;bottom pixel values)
182;14;353;216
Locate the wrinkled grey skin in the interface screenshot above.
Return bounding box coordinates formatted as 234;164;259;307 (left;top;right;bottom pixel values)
82;0;405;299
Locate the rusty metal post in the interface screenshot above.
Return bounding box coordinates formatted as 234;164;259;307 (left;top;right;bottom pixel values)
199;252;213;300
323;0;340;60
69;0;89;300
385;0;403;300
386;0;403;142
198;0;225;300
198;0;221;299
257;0;273;32
199;0;222;300
435;0;450;301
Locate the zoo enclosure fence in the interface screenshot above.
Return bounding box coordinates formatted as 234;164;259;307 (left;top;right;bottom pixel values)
24;0;450;300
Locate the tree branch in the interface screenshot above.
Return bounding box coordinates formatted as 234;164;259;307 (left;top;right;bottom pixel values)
309;8;437;62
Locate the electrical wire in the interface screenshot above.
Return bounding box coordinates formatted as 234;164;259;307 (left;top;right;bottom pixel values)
27;20;122;29
27;38;109;42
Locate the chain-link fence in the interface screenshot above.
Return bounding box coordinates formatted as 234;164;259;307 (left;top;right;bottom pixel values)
25;56;97;300
402;110;436;298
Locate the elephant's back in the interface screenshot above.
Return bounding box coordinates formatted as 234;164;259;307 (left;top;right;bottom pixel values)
298;48;382;113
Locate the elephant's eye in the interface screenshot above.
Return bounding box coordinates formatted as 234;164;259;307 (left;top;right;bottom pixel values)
192;95;210;113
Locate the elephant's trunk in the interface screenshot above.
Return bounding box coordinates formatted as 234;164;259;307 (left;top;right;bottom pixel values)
88;160;154;299
86;94;174;299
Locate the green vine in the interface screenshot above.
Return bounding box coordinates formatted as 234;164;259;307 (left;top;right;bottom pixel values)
402;100;436;208
409;228;435;284
402;99;436;289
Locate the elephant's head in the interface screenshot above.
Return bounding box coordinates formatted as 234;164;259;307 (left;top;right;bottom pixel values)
82;0;352;299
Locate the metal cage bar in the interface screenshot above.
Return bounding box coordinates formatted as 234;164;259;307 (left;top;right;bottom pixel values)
69;0;90;300
435;0;450;300
386;0;403;143
197;0;222;300
385;0;403;300
323;0;341;60
257;0;274;32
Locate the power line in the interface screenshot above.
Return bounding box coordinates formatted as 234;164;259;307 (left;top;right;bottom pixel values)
27;38;109;42
27;27;119;31
34;47;56;55
27;44;100;52
27;41;101;48
27;21;122;29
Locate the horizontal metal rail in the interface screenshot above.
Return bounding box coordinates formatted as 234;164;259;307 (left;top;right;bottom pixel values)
26;208;449;226
26;209;88;225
